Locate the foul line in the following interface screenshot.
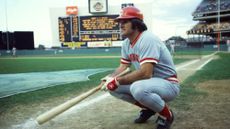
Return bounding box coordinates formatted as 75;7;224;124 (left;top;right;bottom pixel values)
196;57;213;70
176;59;200;70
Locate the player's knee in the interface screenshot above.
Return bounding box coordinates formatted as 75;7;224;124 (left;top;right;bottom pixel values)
130;81;147;101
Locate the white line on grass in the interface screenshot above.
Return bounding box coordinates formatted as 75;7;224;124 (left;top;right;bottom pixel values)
196;57;213;70
176;59;200;70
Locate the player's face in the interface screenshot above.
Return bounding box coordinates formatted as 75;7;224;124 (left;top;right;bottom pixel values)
119;20;134;37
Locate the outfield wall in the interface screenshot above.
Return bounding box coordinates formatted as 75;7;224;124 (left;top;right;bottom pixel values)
0;48;121;56
0;44;228;57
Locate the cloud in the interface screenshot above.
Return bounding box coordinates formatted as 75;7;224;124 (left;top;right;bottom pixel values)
152;17;197;41
150;0;202;40
155;0;195;7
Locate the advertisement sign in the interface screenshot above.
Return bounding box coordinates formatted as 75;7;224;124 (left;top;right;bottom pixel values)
62;42;87;48
112;41;123;47
87;41;111;48
66;6;78;15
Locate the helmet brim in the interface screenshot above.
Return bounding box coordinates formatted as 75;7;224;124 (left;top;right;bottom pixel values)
115;16;137;22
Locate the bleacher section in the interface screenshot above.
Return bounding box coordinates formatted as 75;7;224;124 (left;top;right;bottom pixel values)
187;0;230;42
193;0;230;15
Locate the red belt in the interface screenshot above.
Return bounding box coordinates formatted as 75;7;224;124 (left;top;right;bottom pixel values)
166;75;179;83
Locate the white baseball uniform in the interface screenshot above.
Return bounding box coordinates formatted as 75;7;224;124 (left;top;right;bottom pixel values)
110;31;180;112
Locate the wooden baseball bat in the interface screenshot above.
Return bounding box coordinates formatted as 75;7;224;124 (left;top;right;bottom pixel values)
36;67;130;125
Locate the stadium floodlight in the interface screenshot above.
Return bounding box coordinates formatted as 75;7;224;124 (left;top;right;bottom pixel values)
217;0;221;51
4;0;10;52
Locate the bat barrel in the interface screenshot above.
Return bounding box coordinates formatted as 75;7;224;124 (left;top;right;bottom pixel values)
36;86;100;124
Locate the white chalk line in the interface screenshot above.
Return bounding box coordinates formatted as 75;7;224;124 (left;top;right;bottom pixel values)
202;51;217;59
176;52;216;71
197;57;213;70
176;59;200;70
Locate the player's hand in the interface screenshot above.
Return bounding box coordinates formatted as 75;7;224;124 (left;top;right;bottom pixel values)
100;75;112;91
100;77;120;91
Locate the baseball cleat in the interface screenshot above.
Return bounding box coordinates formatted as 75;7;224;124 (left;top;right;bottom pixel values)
134;109;156;123
156;110;174;129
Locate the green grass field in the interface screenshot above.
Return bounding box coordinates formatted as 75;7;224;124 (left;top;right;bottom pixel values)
171;52;230;109
0;57;189;74
0;58;120;74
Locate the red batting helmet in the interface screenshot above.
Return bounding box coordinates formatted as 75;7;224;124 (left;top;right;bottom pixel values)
115;6;143;21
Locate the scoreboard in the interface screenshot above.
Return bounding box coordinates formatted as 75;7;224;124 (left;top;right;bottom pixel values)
72;16;79;41
58;17;71;42
58;15;121;43
80;15;120;41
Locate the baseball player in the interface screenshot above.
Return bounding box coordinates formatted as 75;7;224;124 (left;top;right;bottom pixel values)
12;46;17;57
101;6;180;129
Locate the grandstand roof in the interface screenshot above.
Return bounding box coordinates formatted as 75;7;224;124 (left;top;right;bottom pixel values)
166;36;186;41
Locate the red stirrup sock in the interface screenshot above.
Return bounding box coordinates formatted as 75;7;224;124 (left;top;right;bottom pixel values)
159;104;172;120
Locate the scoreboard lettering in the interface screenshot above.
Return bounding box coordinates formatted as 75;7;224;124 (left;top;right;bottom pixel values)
71;16;79;41
58;17;71;42
58;18;65;42
80;15;119;31
58;15;121;42
79;15;120;41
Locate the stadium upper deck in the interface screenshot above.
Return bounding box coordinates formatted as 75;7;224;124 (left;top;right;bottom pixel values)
193;0;230;16
187;0;230;38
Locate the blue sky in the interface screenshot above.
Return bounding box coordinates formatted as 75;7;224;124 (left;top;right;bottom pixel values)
0;0;202;47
